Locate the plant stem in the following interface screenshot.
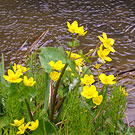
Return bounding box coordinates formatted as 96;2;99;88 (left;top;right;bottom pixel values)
50;63;68;122
25;98;34;121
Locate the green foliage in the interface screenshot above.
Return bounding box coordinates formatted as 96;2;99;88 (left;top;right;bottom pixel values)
67;39;79;47
59;85;129;135
39;47;67;73
60;91;93;135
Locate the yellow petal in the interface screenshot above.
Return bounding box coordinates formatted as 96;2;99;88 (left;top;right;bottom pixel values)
98;36;104;42
99;74;106;81
108;38;115;45
67;21;71;28
103;32;107;40
8;69;14;76
105;57;112;62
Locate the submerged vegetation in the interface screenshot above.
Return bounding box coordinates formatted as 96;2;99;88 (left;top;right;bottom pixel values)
0;21;134;135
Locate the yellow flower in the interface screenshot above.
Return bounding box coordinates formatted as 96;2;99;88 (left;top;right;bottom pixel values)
3;69;22;83
49;60;65;71
28;119;39;131
92;95;103;105
81;74;95;85
16;122;30;135
97;45;112;63
99;73;116;85
93;63;102;70
81;85;98;99
66;51;84;66
23;76;36;86
76;26;87;36
67;21;79;34
66;51;81;60
50;71;60;82
98;32;115;52
75;58;84;67
11;118;25;127
13;63;29;73
120;86;128;96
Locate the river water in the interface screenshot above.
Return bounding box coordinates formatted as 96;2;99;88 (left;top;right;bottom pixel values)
0;0;135;124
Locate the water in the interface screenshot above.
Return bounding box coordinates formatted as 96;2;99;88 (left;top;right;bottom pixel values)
0;0;135;124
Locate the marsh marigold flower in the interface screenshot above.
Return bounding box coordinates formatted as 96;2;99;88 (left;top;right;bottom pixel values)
67;21;79;34
92;95;103;105
28;119;39;131
49;60;65;71
97;45;112;63
66;51;84;66
99;73;116;85
98;32;115;52
3;69;22;83
13;63;30;73
81;85;98;99
67;21;87;36
23;76;36;86
50;71;60;82
11;118;24;127
81;74;95;85
16;122;30;135
76;26;87;36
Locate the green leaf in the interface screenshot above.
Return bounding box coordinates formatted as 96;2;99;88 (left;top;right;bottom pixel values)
0;116;9;128
0;53;5;86
67;40;79;47
9;63;14;72
67;58;79;76
19;86;37;102
44;72;50;112
45;121;58;135
58;86;69;97
78;50;91;63
0;129;2;135
9;83;19;98
39;47;67;73
67;41;72;47
39;109;48;121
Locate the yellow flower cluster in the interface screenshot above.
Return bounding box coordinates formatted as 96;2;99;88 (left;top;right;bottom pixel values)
49;60;65;81
11;118;39;134
3;63;36;86
67;21;87;36
81;74;103;105
97;32;115;63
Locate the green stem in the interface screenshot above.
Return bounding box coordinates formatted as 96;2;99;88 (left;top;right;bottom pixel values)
50;34;76;122
97;69;100;90
50;63;68;122
68;34;74;57
25;99;34;121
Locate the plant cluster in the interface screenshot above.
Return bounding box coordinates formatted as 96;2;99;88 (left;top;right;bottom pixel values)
0;20;131;135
